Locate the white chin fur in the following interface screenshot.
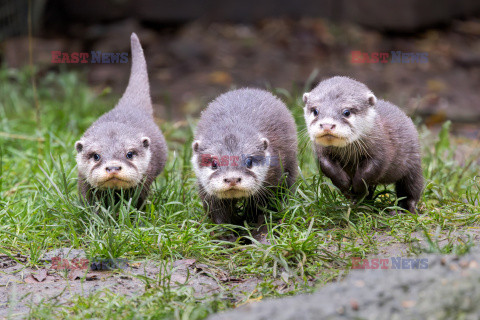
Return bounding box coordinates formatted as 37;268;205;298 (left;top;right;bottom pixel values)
307;110;377;148
88;173;139;189
85;160;143;189
96;178;137;189
314;136;350;147
214;189;251;199
207;173;257;198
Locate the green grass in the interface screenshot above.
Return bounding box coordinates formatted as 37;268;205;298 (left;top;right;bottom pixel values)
1;67;479;319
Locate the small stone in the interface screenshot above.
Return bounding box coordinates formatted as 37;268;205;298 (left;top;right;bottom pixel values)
350;299;359;310
354;280;365;287
402;300;416;308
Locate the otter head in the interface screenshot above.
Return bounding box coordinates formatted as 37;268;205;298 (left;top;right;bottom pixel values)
75;123;151;189
303;76;377;147
191;133;271;199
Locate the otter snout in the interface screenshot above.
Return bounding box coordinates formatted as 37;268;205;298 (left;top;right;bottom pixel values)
106;166;122;173
320;123;336;131
224;177;242;186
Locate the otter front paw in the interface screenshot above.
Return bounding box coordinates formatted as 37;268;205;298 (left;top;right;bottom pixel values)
329;174;351;196
352;175;370;198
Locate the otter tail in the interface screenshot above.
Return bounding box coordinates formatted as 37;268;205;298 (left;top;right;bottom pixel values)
116;33;153;115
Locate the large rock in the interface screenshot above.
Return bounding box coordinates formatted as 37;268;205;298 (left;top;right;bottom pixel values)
210;250;480;320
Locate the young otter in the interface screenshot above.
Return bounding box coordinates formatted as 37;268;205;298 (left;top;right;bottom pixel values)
192;88;298;225
75;33;167;209
303;76;423;213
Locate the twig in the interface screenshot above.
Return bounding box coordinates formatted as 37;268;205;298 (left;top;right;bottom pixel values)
0;132;45;142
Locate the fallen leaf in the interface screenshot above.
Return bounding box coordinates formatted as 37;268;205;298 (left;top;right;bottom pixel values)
427;79;447;93
32;269;47;282
68;269;84;281
402;300;416;308
85;274;99;281
208;71;232;85
129;262;141;268
350;299;359;310
236;295;263;307
24;275;37;284
220;277;244;283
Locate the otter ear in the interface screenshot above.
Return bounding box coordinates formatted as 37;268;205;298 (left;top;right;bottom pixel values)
302;92;310;104
142;137;150;148
192;140;200;153
367;92;377;106
260;138;269;151
75;141;84;153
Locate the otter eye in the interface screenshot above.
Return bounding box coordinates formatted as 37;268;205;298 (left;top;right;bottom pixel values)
211;159;219;170
342;109;351;117
126;151;134;159
311;108;319;116
93;153;101;161
245;157;253;169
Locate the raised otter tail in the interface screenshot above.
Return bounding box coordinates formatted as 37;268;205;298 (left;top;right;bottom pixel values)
116;33;153;115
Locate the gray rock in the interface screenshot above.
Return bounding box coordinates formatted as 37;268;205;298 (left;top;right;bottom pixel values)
210;250;480;320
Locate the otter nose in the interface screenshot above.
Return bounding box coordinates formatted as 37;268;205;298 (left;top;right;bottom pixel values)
106;166;122;173
224;177;241;186
320;123;336;131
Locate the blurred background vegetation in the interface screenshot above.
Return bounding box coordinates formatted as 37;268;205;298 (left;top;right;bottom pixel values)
0;0;479;139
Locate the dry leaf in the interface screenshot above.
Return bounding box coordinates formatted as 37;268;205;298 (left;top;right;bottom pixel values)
24;275;37;284
129;262;142;268
402;300;416;308
32;269;48;282
85;274;99;281
208;71;232;85
350;299;359;310
68;269;84;281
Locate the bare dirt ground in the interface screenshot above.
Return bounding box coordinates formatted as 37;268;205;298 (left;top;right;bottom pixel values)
1;251;275;318
2;228;480;318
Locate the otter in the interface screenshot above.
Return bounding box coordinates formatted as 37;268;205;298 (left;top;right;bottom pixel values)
75;33;167;209
303;76;423;213
191;88;298;225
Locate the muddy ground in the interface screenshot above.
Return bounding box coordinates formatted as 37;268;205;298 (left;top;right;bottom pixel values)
2;229;480;319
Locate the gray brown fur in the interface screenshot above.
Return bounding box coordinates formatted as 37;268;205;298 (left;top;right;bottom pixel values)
192;88;298;224
75;33;167;209
303;76;423;213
